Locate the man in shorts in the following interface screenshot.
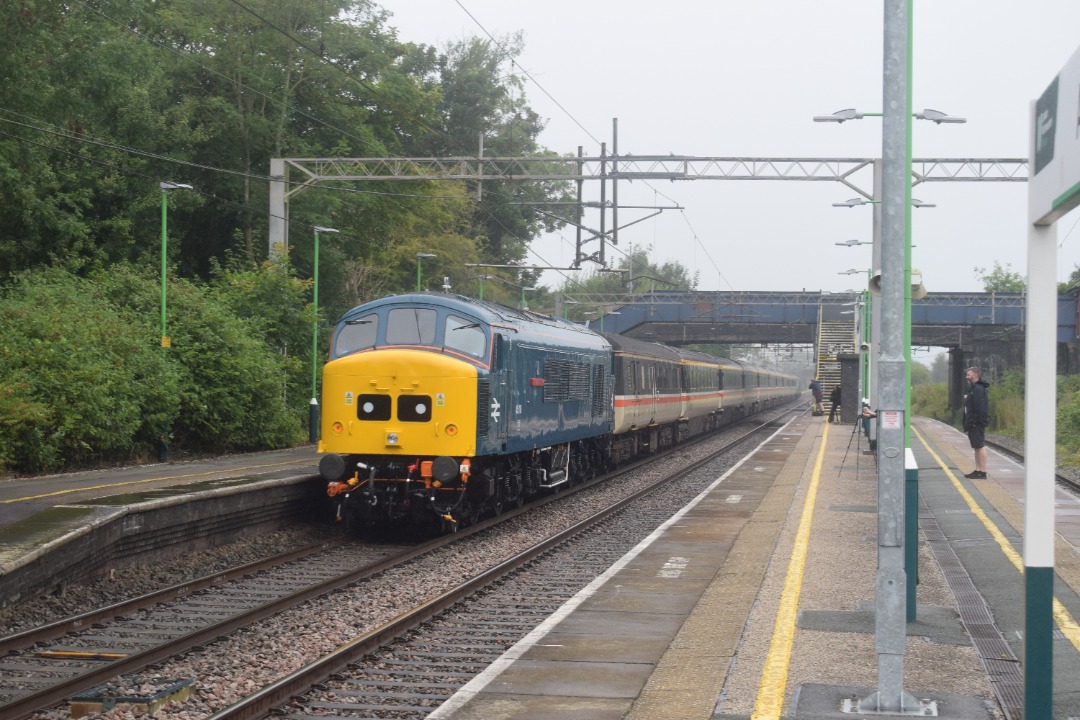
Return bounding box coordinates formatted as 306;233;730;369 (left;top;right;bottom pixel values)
963;367;990;479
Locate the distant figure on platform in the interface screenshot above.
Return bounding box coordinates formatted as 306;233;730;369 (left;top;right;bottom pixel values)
809;378;824;415
828;386;842;423
963;367;990;479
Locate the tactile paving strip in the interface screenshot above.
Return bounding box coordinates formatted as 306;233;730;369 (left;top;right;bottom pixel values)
921;511;1023;719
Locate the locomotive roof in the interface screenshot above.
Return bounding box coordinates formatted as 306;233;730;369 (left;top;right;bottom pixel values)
339;292;609;351
602;332;778;374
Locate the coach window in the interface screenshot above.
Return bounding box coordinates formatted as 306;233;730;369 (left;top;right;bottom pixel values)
444;315;487;359
386;307;437;346
334;313;378;357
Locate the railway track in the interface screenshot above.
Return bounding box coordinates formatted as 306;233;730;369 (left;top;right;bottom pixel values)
983;436;1080;493
0;404;800;720
206;411;795;720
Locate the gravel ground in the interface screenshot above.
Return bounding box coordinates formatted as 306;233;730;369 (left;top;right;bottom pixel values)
9;417;785;720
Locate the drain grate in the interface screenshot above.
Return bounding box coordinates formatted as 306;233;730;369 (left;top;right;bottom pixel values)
921;512;1023;720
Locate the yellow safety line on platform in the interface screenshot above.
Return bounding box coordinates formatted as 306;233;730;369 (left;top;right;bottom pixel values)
1;459;309;504
751;421;829;720
913;426;1080;653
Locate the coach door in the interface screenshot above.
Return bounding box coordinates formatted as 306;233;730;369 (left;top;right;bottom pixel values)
484;333;511;451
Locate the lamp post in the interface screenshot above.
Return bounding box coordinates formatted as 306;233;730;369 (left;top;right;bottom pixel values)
476;274;493;300
159;182;192;350
157;181;192;464
416;252;436;291
310;226;338;443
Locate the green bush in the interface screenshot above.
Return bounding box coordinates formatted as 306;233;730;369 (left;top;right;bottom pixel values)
94;263;303;454
0;264;305;473
164;278;301;451
911;382;952;423
0;267;179;471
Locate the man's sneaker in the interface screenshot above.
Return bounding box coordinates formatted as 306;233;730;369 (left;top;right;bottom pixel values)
964;470;986;479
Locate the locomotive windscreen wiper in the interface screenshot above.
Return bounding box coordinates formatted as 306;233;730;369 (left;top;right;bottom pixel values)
451;322;481;330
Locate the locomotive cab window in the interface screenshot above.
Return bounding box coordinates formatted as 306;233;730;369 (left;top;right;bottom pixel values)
386;307;437;346
334;313;378;357
444;315;487;359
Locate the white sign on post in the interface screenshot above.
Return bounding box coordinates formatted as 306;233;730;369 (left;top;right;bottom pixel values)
1030;44;1080;226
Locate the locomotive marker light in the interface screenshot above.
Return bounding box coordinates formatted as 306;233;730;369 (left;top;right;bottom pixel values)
311;226;339;444
416;252;436;291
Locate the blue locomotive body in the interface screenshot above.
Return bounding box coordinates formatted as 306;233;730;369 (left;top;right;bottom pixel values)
319;292;797;533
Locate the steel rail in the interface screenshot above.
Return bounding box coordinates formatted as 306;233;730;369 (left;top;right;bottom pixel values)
205;411;792;720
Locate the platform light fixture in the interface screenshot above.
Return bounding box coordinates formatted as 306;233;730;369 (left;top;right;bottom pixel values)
310;225;339;443
814;107;966;124
159;181;193;351
833;197;933;208
416;252;436;291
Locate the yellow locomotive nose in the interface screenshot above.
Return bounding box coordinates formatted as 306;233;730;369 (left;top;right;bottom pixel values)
319;348;479;458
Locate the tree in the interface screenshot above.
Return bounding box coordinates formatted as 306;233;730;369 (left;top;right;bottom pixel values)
911;362;932;386
974;261;1025;293
929;353;949;383
1060;264;1080;293
553;246;698;319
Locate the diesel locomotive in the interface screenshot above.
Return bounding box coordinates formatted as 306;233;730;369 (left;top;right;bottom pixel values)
318;292;798;532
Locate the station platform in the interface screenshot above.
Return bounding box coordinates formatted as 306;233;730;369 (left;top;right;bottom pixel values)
0;447;321;607
429;414;1080;720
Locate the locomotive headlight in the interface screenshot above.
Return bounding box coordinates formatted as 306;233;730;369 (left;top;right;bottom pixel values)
386;432;399;445
445;424;458;437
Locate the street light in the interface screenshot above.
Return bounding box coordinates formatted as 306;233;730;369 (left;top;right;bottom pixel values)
473;274;494;300
833;197;933;208
835;239;871;247
157;181;192;463
310;226;338;443
416;252;436;291
814;107;966;124
159;182;192;350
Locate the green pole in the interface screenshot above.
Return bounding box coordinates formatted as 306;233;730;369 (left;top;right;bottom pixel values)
479;275;484;300
311;227;338;443
309;229;320;444
312;229;320;402
160;189;168;349
416;256;422;291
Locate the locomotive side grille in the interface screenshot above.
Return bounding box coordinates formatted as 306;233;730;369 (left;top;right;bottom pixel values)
477;379;490;436
544;358;590;403
592;364;607;417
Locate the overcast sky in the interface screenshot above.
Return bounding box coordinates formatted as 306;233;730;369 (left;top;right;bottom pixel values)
381;1;1080;295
